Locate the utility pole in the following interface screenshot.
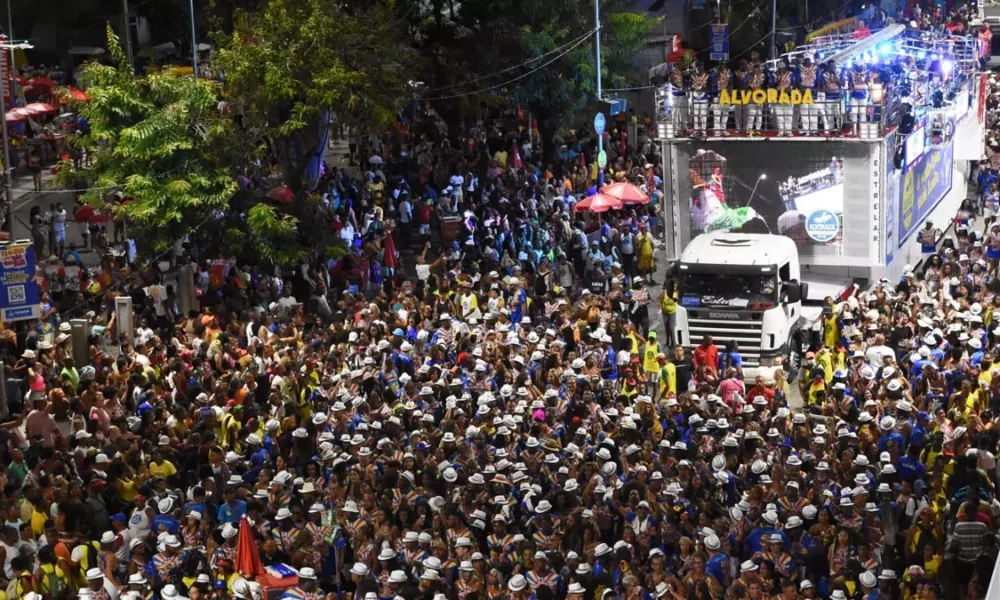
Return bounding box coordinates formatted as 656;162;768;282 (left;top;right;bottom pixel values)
6;0;14;87
189;0;198;77
0;36;12;240
770;0;777;59
121;0;134;68
594;0;603;186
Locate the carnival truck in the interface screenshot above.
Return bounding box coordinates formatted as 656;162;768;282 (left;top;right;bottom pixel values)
671;232;812;378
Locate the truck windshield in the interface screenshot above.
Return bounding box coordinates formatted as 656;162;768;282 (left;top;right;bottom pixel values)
678;271;777;307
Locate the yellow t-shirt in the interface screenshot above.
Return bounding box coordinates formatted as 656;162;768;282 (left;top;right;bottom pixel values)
660;363;677;396
493;151;508;168
149;460;177;479
118;476;137;504
31;509;47;537
643;342;661;374
660;292;677;315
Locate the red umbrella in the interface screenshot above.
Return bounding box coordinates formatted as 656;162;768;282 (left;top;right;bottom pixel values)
24;103;56;115
573;193;623;213
4;111;24;122
28;76;55;89
74;205;111;223
268;186;294;203
10;108;32;118
234;516;263;578
601;182;650;205
64;87;90;102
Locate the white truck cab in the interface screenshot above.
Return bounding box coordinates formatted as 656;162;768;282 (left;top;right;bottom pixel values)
671;233;808;377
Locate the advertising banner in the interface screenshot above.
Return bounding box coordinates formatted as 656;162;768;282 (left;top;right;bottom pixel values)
709;24;729;61
0;242;40;322
897;140;954;242
884;131;899;265
686;142;844;257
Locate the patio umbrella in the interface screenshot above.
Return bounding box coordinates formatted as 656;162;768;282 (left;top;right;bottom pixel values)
74;205;110;223
268;186;294;203
601;182;649;205
62;87;90;102
9;108;33;118
4;111;24;122
573;193;623;213
28;76;55;89
24;103;56;115
234;516;263;579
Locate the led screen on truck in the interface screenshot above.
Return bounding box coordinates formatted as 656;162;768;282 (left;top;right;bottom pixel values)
686;142;845;258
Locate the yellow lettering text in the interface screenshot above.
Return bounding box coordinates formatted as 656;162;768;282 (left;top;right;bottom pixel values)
752;90;767;104
766;89;778;103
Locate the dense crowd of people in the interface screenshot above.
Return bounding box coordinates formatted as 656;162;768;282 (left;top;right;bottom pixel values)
0;40;997;600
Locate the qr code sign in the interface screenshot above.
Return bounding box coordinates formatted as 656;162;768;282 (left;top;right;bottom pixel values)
7;285;25;304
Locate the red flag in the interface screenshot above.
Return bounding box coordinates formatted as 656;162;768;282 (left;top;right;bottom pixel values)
383;230;398;270
235;516;263;579
511;142;523;170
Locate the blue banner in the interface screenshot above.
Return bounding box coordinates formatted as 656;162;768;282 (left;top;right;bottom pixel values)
710;24;729;62
897;140;954;243
0;242;40;322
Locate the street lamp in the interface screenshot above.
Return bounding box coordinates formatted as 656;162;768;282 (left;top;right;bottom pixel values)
747;173;766;209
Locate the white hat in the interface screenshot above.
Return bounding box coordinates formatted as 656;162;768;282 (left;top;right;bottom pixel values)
100;531;116;545
389;570;407;583
568;582;586;595
350;563;370;576
594;543;612;556
222;523;238;539
298;567;317;580
508;575;528;592
275;507;292;521
860;571;877;588
740;560;758;573
378;547;396;561
161;586;179;600
86;568;104;580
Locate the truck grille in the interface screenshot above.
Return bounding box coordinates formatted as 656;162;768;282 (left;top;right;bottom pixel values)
685;311;765;368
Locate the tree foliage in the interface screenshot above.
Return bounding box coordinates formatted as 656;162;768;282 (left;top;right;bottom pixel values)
402;0;660;145
210;0;416;262
61;25;238;258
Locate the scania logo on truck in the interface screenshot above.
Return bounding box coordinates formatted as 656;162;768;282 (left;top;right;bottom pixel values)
805;210;840;243
708;312;740;319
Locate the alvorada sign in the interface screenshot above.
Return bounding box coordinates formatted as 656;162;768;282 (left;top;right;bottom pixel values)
718;89;815;105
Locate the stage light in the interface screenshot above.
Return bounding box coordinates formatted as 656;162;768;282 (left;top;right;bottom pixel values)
877;43;892;56
941;60;954;75
917;50;926;60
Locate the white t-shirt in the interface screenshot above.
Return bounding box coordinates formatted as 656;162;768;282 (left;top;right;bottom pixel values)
128;507;150;542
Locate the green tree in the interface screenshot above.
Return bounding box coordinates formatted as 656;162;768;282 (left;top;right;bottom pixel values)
61;25;238;259
212;0;416;263
403;0;659;152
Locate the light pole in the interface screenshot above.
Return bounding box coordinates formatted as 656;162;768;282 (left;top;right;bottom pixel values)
594;0;603;186
770;0;777;60
747;173;766;209
189;0;198;77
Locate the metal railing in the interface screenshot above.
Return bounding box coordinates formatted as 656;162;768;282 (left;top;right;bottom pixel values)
654;88;890;138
